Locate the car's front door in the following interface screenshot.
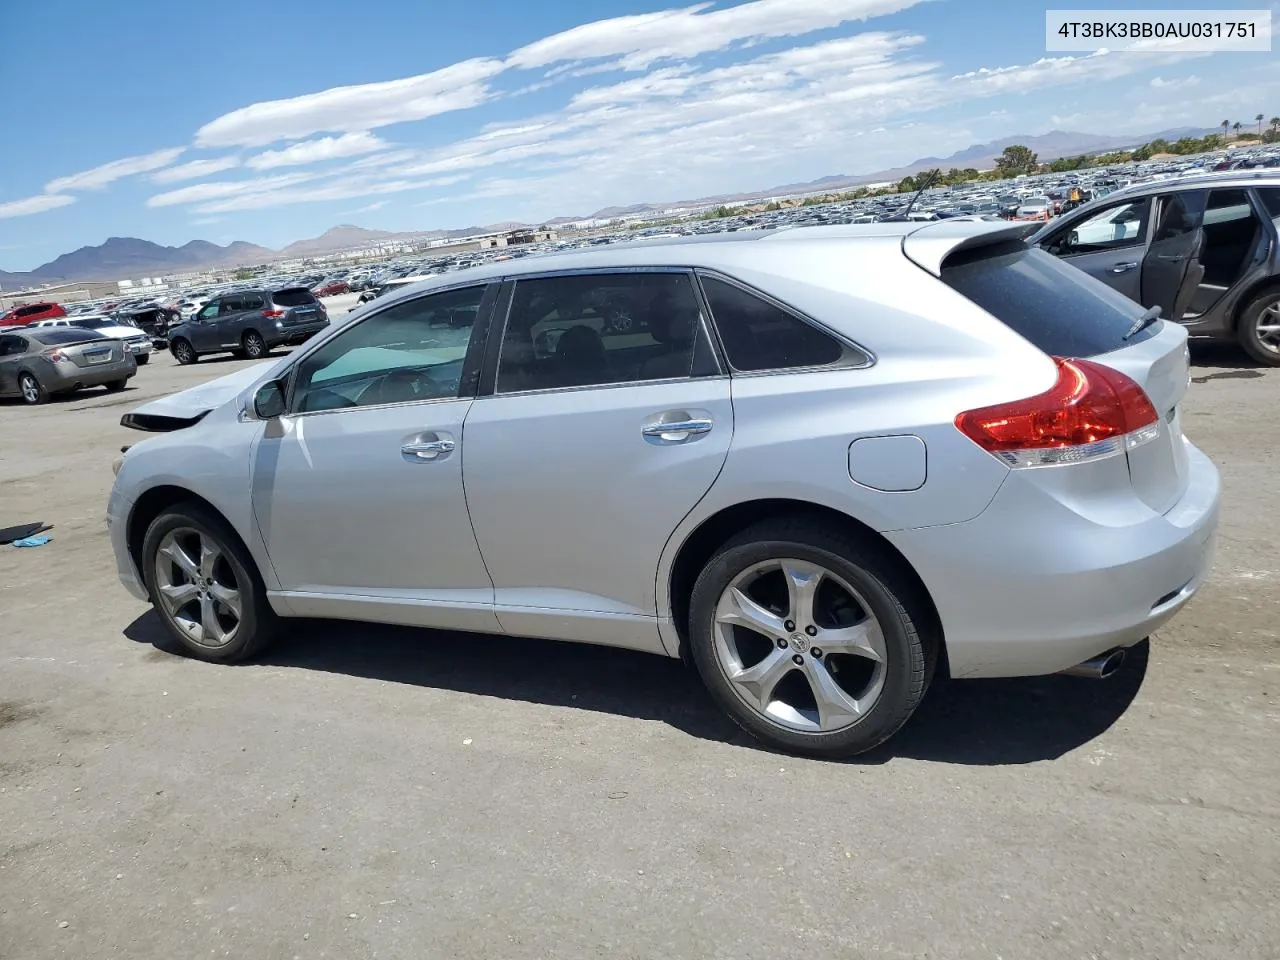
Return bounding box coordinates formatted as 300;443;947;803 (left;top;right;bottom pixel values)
1038;196;1153;301
1141;190;1209;323
213;295;248;350
461;270;732;653
190;300;222;351
250;283;500;632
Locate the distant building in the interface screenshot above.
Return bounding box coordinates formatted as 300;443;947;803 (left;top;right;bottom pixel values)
479;229;557;249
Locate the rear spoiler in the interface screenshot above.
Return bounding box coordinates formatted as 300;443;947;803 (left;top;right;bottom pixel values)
902;220;1037;277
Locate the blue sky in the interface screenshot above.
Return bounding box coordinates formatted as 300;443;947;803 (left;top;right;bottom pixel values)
1;0;1275;269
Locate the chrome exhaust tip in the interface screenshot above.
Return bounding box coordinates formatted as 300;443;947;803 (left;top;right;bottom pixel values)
1059;648;1126;679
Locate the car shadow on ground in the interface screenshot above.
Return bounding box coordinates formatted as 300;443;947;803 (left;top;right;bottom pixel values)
1188;341;1268;379
125;612;1147;767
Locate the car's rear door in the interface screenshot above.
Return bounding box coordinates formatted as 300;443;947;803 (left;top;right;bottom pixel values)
0;335;23;394
1140;190;1208;323
461;270;731;653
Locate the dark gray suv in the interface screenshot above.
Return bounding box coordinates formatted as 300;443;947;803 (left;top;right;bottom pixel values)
1032;172;1280;365
167;287;329;364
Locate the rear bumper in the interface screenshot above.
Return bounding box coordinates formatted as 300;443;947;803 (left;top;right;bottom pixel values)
48;361;136;392
886;441;1220;679
268;320;328;346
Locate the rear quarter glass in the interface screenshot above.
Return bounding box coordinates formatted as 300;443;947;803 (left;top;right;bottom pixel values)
941;241;1156;357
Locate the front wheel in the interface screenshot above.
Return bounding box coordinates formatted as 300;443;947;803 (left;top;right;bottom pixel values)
142;503;279;662
1237;288;1280;366
171;339;197;365
688;520;932;758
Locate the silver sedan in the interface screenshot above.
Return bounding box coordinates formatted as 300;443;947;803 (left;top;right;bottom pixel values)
0;327;136;404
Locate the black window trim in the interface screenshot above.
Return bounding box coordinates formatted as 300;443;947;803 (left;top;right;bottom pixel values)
280;280;499;418
693;268;875;375
475;266;727;400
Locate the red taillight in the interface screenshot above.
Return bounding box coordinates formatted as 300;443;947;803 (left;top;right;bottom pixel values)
44;348;70;363
955;357;1160;468
262;309;285;319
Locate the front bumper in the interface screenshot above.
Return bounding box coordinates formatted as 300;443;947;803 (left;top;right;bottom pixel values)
886;442;1221;679
125;340;152;357
107;483;149;602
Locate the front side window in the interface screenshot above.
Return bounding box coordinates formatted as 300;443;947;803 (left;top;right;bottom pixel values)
290;285;487;413
197;302;219;321
698;275;851;371
1050;198;1151;253
495;272;714;394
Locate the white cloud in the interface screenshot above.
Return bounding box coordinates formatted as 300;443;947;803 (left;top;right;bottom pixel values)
152;156;241;183
247;132;390;170
191;174;470;213
1149;75;1200;90
507;0;926;70
148;173;320;208
45;147;184;192
190;216;224;225
0;193;76;219
194;59;506;148
351;200;389;213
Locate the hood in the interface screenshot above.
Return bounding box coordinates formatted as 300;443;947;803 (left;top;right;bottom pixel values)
120;360;279;432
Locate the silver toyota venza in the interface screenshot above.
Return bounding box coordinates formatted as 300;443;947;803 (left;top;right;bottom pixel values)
109;222;1220;757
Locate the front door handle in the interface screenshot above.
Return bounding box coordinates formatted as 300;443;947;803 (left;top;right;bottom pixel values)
401;435;455;462
1111;261;1139;273
642;417;713;444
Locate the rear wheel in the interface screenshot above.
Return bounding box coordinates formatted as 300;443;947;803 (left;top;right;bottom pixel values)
171;338;197;365
18;372;47;405
1237;288;1280;366
242;331;267;360
105;379;127;393
142;503;279;662
688;520;931;758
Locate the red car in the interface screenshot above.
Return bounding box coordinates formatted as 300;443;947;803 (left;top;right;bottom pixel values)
0;301;66;327
311;280;349;297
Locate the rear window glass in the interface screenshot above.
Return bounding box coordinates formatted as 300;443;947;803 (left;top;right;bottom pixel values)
31;329;108;345
272;288;318;307
941;241;1154;357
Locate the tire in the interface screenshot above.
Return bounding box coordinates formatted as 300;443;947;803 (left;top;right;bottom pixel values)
242;331;267;360
105;379;127;393
141;502;279;662
136;354;150;365
18;372;48;405
687;519;932;758
171;338;197;365
1236;287;1280;366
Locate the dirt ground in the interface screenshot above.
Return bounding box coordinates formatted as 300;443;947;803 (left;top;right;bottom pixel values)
1;333;1277;959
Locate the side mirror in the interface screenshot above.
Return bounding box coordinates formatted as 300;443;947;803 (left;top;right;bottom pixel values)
253;381;286;420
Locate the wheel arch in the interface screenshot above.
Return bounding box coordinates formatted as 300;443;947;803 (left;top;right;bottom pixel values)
1229;275;1280;330
127;485;258;586
665;498;946;675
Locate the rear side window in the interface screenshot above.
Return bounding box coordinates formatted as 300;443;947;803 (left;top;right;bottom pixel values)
941;241;1153;357
1259;188;1280;219
698;275;853;371
273;287;318;307
242;293;265;310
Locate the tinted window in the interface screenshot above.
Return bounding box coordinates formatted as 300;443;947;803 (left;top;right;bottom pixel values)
1259;188;1280;219
496;272;714;394
218;298;243;315
273;288;318;307
0;335;25;356
241;293;265;310
291;285;486;413
17;304;47;316
699;275;847;371
942;241;1153;357
30;329;108;345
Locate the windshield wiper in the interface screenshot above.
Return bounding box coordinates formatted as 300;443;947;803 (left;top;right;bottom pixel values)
1123;305;1161;341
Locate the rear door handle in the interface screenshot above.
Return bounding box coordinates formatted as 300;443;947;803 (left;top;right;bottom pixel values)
642;416;713;444
1111;261;1139;273
401;434;455;462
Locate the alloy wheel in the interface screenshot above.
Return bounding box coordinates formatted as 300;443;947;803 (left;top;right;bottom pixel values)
19;374;40;404
1255;302;1280;355
244;334;266;358
712;558;887;733
153;527;242;648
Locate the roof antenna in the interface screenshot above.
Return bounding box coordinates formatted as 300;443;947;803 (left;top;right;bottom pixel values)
896;169;941;219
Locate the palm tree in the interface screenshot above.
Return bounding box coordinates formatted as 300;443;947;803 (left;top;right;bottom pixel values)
1221;119;1230;137
1257;114;1266;136
1232;121;1242;137
1272;117;1280;134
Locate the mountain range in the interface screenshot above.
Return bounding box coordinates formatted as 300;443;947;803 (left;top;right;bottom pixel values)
0;127;1215;288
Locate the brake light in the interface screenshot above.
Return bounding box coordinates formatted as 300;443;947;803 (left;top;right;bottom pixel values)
44;348;70;363
262;309;286;319
955;356;1160;468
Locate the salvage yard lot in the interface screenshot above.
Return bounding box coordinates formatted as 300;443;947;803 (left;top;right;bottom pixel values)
1;343;1277;959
